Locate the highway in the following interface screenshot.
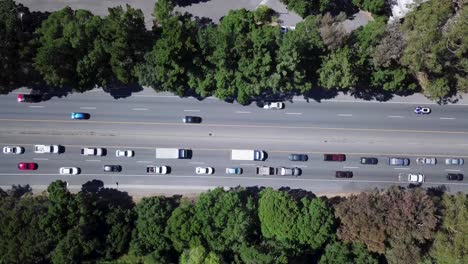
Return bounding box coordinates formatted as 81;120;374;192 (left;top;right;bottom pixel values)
1;88;467;194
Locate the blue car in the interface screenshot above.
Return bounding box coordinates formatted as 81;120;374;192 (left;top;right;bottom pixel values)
70;112;90;119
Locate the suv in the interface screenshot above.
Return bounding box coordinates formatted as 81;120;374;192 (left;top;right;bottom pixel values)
447;173;463;181
336;171;353;178
360;157;378;165
183;116;202;123
324;154;346;162
388;157;410;166
263;102;284;110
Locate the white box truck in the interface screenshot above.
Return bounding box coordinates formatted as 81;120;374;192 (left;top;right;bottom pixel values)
156;148;190;159
231;149;265;161
34;144;59;154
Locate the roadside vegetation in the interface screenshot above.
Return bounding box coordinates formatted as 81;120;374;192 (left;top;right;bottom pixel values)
0;181;466;264
0;0;466;102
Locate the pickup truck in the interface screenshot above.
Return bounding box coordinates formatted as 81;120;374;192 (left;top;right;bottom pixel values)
146;166;168;174
34;145;59;154
81;147;104;156
256;166;274;176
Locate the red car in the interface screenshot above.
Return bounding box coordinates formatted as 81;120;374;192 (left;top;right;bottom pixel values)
17;94;41;103
18;162;38;170
323;154;346;161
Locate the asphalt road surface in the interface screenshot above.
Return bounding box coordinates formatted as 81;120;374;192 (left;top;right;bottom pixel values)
1;89;467;194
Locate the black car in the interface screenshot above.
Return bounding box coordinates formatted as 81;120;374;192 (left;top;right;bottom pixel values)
183;116;202;123
324;154;346;162
336;171;353;178
103;165;122;172
360;157;378;165
289;154;308;161
447;173;464;181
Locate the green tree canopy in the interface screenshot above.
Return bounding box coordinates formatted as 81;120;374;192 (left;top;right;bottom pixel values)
429;193;468;264
258;188;335;250
130;196;178;256
318;47;358;89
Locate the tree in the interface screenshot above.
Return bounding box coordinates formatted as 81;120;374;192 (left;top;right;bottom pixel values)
275;15;325;94
318;47;358;89
254;5;275;24
136;8;198;96
0;0;21;93
0;194;52;264
335;187;438;263
165;202;199;252
192;188;257;252
319;12;347;51
319;241;378;264
130;196;178;256
401;0;461;99
429;193;468;264
258;188;335;250
352;0;389;16
99;5;149;85
180;246;224;264
33;7;107;90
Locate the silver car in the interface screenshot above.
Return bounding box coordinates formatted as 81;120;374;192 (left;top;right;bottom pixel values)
399;173;424;183
388;157;410;166
416;157;436;165
445;158;464;166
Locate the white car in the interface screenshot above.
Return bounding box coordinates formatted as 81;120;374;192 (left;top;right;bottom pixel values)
414;106;431;114
147;166;168;174
59;167;80;175
263;102;284;110
3;146;24;154
399;173;424;183
196;167;214;174
116;150;134;157
416;157;437;165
